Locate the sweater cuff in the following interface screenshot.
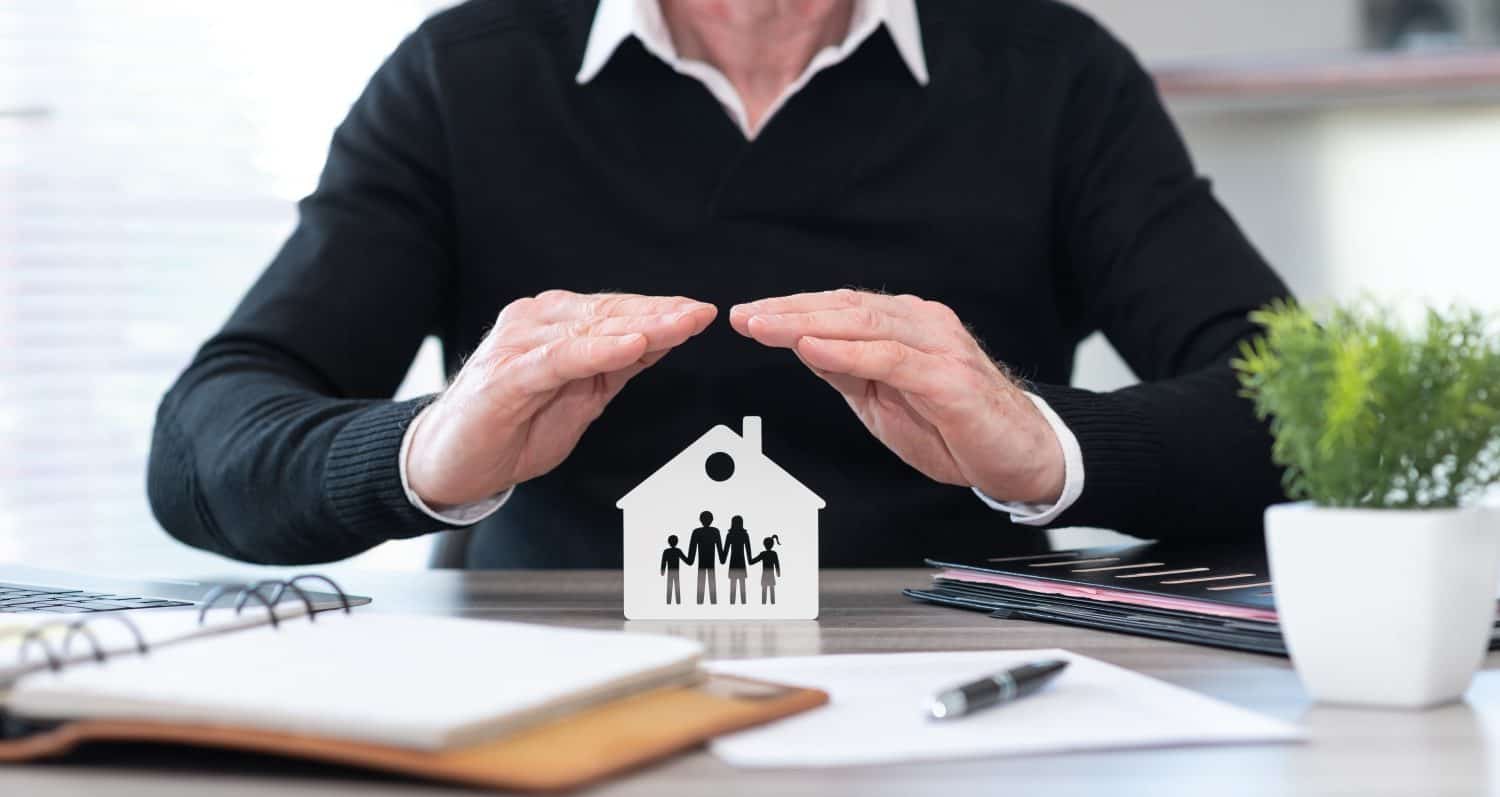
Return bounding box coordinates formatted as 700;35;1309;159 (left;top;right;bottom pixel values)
324;395;464;542
1025;383;1163;530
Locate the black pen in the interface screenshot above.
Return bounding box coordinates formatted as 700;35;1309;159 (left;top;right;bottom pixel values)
927;659;1069;720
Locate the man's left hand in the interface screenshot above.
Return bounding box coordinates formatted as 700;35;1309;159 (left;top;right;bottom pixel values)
729;289;1065;505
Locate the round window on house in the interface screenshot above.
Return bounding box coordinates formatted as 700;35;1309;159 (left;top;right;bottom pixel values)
705;452;735;482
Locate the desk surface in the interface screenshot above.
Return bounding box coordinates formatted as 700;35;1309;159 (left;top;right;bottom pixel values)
4;568;1498;797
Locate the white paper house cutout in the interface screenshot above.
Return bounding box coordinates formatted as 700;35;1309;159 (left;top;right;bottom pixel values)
617;417;824;620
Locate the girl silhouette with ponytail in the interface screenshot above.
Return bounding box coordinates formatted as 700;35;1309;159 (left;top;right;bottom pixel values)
749;535;782;605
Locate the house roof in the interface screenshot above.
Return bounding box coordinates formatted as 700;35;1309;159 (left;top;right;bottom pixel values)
616;423;825;510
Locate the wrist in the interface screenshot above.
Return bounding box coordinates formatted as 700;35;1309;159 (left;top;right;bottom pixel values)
972;394;1067;505
405;392;525;509
973;456;1064;506
1017;437;1067;505
402;403;447;507
403;401;489;510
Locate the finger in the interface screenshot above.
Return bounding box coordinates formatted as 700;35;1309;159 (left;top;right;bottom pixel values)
512;333;650;394
593;346;676;399
530;290;714;323
596;335;700;404
599;352;662;396
794;337;965;402
502;304;717;353
742;307;959;353
729;289;922;335
792;346;869;398
541;343;685;423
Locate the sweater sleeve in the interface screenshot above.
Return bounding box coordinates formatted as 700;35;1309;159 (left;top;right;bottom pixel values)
147;29;468;564
1030;21;1293;538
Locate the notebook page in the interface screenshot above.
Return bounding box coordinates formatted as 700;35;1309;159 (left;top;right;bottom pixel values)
0;606;315;685
707;650;1302;767
6;614;703;750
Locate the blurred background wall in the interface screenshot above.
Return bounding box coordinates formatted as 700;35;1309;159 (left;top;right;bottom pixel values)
1069;0;1500;393
3;0;1498;573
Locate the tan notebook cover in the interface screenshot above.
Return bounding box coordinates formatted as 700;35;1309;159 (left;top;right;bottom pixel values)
0;673;826;791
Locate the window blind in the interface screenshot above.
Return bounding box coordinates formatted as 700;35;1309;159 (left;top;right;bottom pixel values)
0;1;453;571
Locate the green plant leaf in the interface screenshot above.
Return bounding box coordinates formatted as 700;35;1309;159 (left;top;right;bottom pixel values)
1232;300;1500;509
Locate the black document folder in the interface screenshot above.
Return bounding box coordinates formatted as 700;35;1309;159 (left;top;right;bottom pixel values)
904;541;1500;657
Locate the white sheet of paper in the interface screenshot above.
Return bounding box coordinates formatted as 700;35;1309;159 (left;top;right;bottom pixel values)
707;649;1303;768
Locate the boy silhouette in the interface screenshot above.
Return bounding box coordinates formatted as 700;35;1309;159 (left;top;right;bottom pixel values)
659;534;692;604
687;510;724;605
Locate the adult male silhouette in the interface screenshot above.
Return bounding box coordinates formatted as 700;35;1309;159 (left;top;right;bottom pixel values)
687;510;724;605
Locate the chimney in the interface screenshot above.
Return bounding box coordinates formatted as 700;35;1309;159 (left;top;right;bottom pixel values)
741;416;762;453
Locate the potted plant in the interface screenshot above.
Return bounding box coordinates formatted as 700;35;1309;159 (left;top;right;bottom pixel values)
1235;300;1500;709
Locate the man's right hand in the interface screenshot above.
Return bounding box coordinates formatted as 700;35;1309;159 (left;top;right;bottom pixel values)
405;290;717;509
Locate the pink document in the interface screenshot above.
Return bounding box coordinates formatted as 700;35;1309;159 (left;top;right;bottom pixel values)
935;568;1280;623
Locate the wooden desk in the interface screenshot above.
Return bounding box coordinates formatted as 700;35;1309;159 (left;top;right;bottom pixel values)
4;569;1498;796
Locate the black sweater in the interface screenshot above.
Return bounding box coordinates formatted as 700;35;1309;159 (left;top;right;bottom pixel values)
147;0;1291;567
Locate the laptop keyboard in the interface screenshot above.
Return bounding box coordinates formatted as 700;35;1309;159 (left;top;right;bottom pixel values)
0;582;193;614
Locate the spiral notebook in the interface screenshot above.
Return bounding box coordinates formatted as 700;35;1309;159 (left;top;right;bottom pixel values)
0;575;360;683
0;577;827;791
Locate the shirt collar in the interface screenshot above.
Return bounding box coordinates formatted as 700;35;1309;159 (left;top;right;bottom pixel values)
575;0;930;87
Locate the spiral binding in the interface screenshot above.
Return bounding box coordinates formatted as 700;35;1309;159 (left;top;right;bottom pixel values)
12;615;149;672
3;574;352;674
196;573;353;627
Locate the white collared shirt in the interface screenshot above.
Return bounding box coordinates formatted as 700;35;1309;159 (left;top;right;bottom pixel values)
399;0;1084;529
577;0;929;139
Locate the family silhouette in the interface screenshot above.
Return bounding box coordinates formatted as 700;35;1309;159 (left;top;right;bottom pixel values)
660;511;783;605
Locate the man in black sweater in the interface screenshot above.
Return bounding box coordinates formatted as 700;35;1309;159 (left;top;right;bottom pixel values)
147;0;1291;568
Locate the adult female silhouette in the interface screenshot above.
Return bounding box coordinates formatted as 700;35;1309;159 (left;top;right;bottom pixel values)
749;535;782;605
722;515;754;605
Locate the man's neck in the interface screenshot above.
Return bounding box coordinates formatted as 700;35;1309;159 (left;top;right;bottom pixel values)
660;0;854;133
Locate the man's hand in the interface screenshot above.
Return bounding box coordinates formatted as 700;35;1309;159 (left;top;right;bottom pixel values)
730;289;1065;505
407;290;717;508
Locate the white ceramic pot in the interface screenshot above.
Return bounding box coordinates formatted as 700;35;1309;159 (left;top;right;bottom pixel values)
1265;502;1500;709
